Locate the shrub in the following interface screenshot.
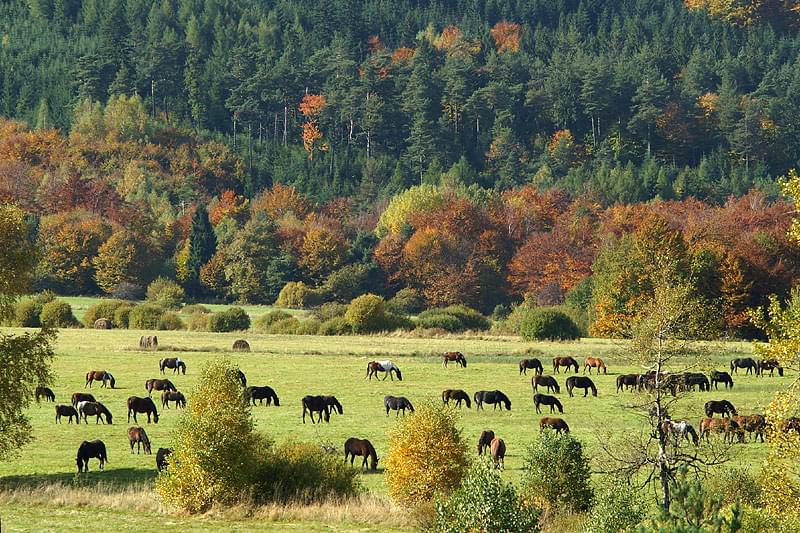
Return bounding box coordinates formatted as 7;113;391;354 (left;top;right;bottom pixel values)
416;313;464;332
521;430;593;512
492;303;511;320
208;307;251;332
519;308;581;341
319;316;352;336
297;319;321;335
386;402;468;507
415;306;490;333
158;311;185;331
582;479;645;533
706;467;761;508
113;304;134;329
182;304;210;315
83;299;127;326
111;282;145;300
14;299;42;327
438;305;490;330
255;441;361;503
187;312;210;332
40;300;80;328
434;459;540;533
129;304;166;330
386;288;425;315
146;277;185;310
156;358;265;512
345;294;387;334
268;317;301;334
312;302;348;322
253;310;292;332
275;281;311;308
384;312;414;331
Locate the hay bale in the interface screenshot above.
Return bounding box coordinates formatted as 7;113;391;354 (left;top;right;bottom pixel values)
94;318;113;329
138;335;159;350
232;339;251;352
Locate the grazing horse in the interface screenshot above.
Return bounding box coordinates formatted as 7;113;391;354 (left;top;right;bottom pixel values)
236;369;247;387
55;405;79;423
76;440;107;472
442;389;471;408
683;373;710;392
662;419;699;446
159;358;186;375
344;437;379;471
583;357;607;374
532;375;560;394
490;438;506;469
442;351;467;368
302;395;341;424
145;378;176;396
533;393;563;414
71;392;95;408
474;390;511;411
730;357;759;375
245;386;280;406
85;370;116;389
36;386;55;403
519;358;544;376
700;417;743;443
553;357;579;374
566;376;597;397
161;391;186;409
477;430;495;455
704;400;737;418
733;415;766;443
79;401;113;424
128;426;151;454
616;374;640;393
384;395;414;416
127;396;160;424
366;360;402;381
156;448;172;472
539;417;570;434
759;360;784;377
710;371;734;390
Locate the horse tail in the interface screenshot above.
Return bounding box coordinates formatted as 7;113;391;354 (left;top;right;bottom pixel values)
365;363;370;378
442;390;448;403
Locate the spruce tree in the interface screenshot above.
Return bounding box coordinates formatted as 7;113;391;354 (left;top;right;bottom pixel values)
186;207;217;297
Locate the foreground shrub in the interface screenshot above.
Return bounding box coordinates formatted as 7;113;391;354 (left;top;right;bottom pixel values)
129;304;165;330
345;294;387;334
582;479;645;533
253;310;292;332
319;316;352;336
208;307;251;332
434;459;540;533
522;430;593;512
706;467;761;508
386;402;468;507
256;441;361;503
519;308;581;341
40;300;80;328
158;311;185;331
83;299;127;326
113;304;134;328
156;358;264;512
146;277;185;310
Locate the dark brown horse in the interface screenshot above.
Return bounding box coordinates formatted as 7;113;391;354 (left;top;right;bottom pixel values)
519;358;543;376
161;390;186;409
245;386;280;406
302;395;342;424
442;389;471;408
704;400;737;418
532;375;560;394
77;440;107;472
145;378;176;396
616;374;639;392
490;438;506;469
566;376;597;397
710;371;734;390
477;430;495;455
78;401;113;424
159;357;186;375
442;351;467;368
128;426;151;454
384;395;414;416
583;357;607;374
127;396;160;423
71;392;95;408
156;447;172;471
55;404;79;423
344;437;378;470
474;390;511;411
36;386;55;403
730;357;759;375
759;359;784;377
733;414;766;442
85;370;116;388
533;393;563;414
540;417;570;434
553;357;579;373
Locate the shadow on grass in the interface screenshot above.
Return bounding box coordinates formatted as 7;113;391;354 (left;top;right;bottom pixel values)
0;467;156;490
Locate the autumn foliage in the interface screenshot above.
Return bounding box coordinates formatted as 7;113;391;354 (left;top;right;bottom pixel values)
490;22;522;53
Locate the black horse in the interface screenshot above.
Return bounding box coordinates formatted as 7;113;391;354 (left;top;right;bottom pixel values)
76;440;107;472
384;395;414;416
344;437;379;471
127;396;160;424
442;389;471;408
710;371;734;390
532;375;560;394
616;374;640;392
533;393;563;414
245;386;281;406
55;404;79;423
566;376;597;397
36;386;55;403
236;369;247;387
704;400;737;418
683;372;710;392
759;360;784;377
156;447;173;472
159;357;187;375
519;358;543;376
301;395;342;424
473;390;511;411
730;357;759;375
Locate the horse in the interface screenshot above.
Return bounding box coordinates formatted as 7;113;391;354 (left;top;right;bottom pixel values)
699;417;743;443
145;378;176;396
704;400;737;418
36;386;55;403
85;370;116;389
474;390;511;411
71;392;95;408
55;405;79;423
533;393;563;414
710;371;734;390
583;357;607;374
232;339;251;352
442;351;467;368
683;372;710;392
733;414;766;443
519;358;543;376
553;356;579;373
442;389;471;408
385;395;414;416
539;417;569;434
159;358;186;375
759;359;784;377
616;374;640;392
236;369;247;387
245;386;280;406
662;419;699;446
76;440;107;472
79;401;113;424
127;396;160;424
128;426;151;454
324;396;344;419
532;375;560;394
566;376;597;397
161;390;186;409
731;357;759;375
490;438;506;469
477;430;495;455
344;437;379;471
302;395;341;424
156;447;172;472
366;360;402;381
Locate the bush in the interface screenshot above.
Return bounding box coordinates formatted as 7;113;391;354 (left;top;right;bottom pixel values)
706;467;761;508
434;459;540;533
416;313;464;332
386;402;468;507
345;294;388;334
492;303;511;320
182;304;210;315
14;299;42;327
384;312;414;331
275;281;311;308
415;306;490;333
129;304;166;330
268;317;301;334
187;312;210;332
40;300;80;328
113;304;134;329
312;302;348;322
208;307;251;332
111;282;145;300
297;319;321;335
386;288;425;315
582;479;645;533
83;299;128;326
521;430;593;512
438;305;490;330
253;310;293;332
519;308;581;341
318;316;352;336
146;277;185;310
158;311;185;331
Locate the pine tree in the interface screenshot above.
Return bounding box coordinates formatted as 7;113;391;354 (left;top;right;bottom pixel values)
185;207;217;297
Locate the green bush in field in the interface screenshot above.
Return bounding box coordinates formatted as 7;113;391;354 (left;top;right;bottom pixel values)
415;305;489;333
345;294;387;334
384;312;414;331
416;312;464;332
186;312;209;331
275;281;311;308
297;318;321;335
158;311;185;330
83;299;128;326
113;304;134;328
208;307;250;332
519;308;581;341
438;305;490;330
386;288;425;315
318;316;352;335
14;299;42;327
146;277;185;310
582;479;645;533
182;304;210;315
253;310;292;332
706;467;761;508
267;317;301;334
312;302;348;322
129;304;165;330
40;300;80;328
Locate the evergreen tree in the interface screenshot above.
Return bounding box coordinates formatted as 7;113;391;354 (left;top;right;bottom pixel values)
185;207;217;297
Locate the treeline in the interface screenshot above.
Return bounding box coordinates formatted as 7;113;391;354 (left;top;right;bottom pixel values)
3;0;800;202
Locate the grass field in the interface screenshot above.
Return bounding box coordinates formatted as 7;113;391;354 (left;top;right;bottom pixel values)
0;324;790;531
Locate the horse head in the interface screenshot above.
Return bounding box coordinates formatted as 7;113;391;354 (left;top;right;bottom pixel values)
108;374;116;388
104;407;113;424
394;368;402;381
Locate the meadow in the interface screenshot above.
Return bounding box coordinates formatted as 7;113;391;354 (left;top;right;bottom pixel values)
0;321;789;531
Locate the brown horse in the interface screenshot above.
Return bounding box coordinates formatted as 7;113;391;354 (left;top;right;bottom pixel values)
553;357;579;373
616;374;639;392
532;375;560;394
540;417;570;434
76;440;107;472
85;370;116;388
78;401;113;424
55;404;79;423
477;430;495;455
583;357;607;374
36;386;56;403
145;378;176;396
159;358;186;375
699;417;743;443
490;437;506;469
128;426;151;454
566;376;597;397
127;396;160;424
519;358;543;376
344;437;378;471
442;389;471;408
533;393;563;414
71;392;95;407
759;360;784;377
442;351;467;368
733;414;766;442
156;447;172;471
161;390;186;409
